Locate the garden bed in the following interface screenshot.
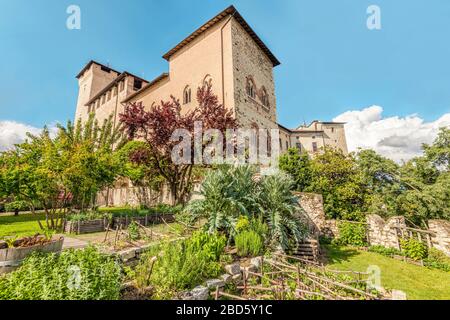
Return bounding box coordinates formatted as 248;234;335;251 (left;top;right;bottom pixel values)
64;218;109;235
112;213;175;228
0;236;64;274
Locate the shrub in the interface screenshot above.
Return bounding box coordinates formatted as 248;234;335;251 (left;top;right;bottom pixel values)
235;230;264;257
235;216;250;233
400;238;428;261
424;248;450;272
4;201;29;213
333;221;367;247
368;245;402;257
0;246;122;300
138;231;226;299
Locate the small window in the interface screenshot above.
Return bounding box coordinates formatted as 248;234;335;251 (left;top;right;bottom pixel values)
286;141;289;150
260;87;269;107
100;65;111;73
119;81;125;92
96;99;100;109
331;127;335;133
107;90;111;101
296;143;302;152
312;142;318;153
279;138;282;149
113;87;117;97
183;86;192;104
133;79;143;91
101;95;105;104
246;78;256;99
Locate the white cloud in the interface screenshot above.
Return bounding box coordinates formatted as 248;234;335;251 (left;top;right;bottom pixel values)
333;106;450;162
0;121;58;151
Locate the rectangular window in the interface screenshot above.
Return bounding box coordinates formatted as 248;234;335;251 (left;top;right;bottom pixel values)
119;81;125;92
133;79;143;91
286;141;289;150
107;90;111;101
279;138;282;150
101;95;105;104
331;127;335;133
312;142;318;152
113;87;117;97
296;143;302;152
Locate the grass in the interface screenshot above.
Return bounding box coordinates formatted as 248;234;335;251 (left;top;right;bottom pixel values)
324;244;450;300
0;212;47;238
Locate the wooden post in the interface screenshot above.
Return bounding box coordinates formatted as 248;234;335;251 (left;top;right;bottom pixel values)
215;286;220;300
243;271;248;296
426;234;432;249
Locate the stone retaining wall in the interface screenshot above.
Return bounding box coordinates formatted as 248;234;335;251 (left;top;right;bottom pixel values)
428;220;450;256
296;192;450;256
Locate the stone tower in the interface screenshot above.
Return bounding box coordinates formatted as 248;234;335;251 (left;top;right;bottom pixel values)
74;61;120;123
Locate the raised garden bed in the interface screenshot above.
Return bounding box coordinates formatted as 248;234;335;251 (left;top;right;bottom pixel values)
0;235;64;274
64;218;109;234
112;213;175;228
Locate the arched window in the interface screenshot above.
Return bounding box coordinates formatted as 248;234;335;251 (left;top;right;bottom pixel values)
203;74;213;87
246;78;256;99
183;86;192;104
260;87;269;107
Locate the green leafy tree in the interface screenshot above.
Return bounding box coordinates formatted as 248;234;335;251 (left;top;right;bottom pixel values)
0;114;123;230
305;147;367;221
423;127;450;171
279;148;312;191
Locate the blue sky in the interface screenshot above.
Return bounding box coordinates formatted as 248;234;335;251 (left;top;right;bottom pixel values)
0;0;449;160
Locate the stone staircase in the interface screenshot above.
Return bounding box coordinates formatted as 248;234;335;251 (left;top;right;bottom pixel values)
291;239;320;262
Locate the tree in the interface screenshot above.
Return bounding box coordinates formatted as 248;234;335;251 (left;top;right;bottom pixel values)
0;114;123;230
119;82;237;205
423;127;450;171
114;141;164;207
305;147;367;221
355;149;402;218
278;148;312;191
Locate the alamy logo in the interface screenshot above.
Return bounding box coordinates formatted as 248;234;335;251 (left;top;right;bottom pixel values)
170;122;280;174
367;5;382;30
66;5;81;30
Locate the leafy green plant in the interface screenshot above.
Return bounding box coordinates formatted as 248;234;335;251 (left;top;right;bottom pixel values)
400;238;428;261
257;172;306;250
235;229;264;257
183;166;306;251
333;221;367;247
127;221;141;241
66;211;112;222
0;246;122;300
235;216;250;233
424;248;450;272
137;231;225;299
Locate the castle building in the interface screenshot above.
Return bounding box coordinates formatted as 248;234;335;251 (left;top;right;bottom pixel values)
74;5;347;158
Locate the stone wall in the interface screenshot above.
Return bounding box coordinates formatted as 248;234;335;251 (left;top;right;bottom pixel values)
366;215;406;249
295;192;339;238
296;192;450;256
428;220;450;256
